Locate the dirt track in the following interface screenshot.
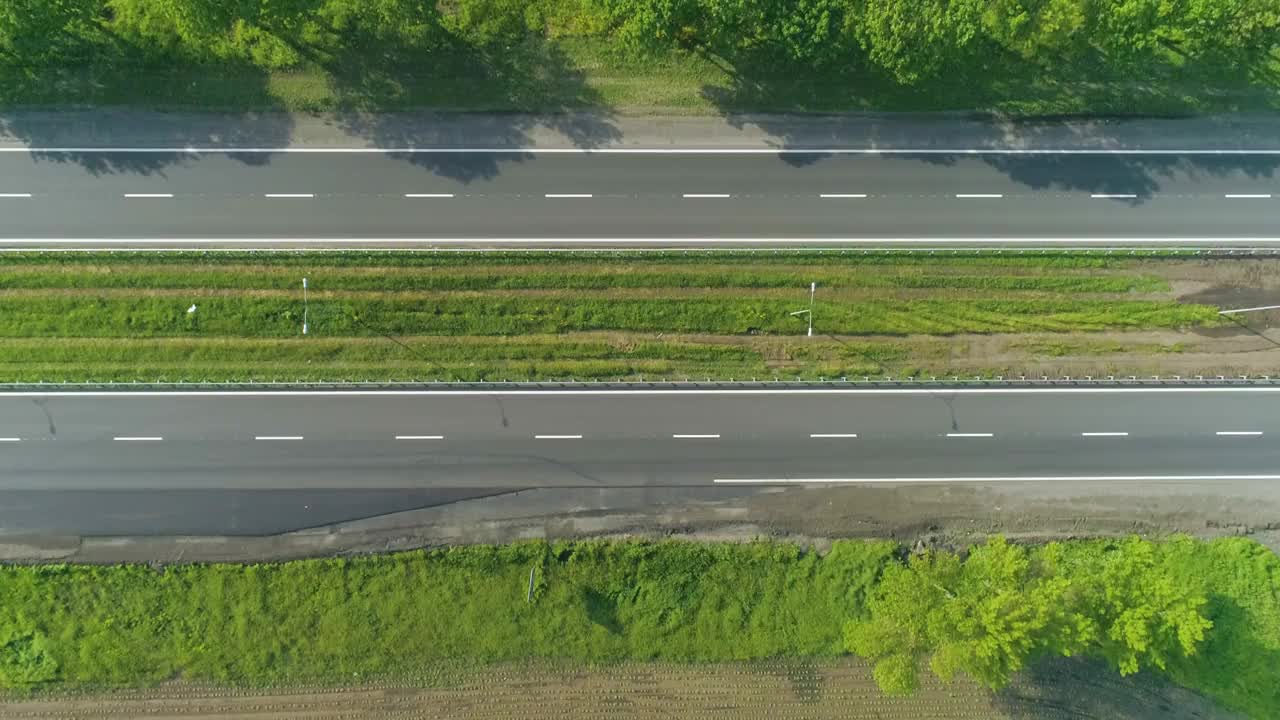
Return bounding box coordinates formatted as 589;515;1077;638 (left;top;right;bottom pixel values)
0;658;1239;720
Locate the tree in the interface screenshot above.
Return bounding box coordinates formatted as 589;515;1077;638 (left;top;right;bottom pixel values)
981;0;1091;62
1065;537;1213;676
1177;0;1280;68
848;0;986;84
926;538;1087;689
0;0;100;65
843;551;952;695
845;536;1211;696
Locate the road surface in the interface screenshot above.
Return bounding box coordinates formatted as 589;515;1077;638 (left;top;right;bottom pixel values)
0;151;1277;245
2;387;1279;534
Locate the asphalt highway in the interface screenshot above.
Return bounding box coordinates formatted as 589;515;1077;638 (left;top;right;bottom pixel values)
2;388;1279;535
0;151;1277;244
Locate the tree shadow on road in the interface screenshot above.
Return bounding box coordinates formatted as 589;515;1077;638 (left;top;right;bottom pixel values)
0;30;293;176
318;32;620;182
0;12;620;182
698;40;1280;199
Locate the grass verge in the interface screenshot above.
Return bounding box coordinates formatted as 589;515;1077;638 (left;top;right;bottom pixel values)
0;537;1276;718
0;251;1222;383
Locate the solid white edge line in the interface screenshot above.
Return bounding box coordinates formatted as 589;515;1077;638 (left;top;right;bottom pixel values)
819;194;867;198
955;194;1003;198
810;433;858;438
395;435;444;439
5;387;1280;397
263;193;315;198
947;432;994;437
534;434;584;439
1225;194;1272;199
10;238;1280;245
1217;431;1263;436
0;193;33;198
715;475;1280;484
404;193;454;198
113;436;163;441
1081;432;1129;437
682;193;731;198
7;148;1280;155
673;434;721;438
544;193;593;198
254;435;304;440
123;193;174;198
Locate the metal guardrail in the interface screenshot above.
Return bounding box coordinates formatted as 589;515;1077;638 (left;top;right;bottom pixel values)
1;376;1277;392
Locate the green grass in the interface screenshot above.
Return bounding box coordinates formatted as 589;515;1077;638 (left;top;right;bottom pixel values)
0;250;1143;269
0;337;783;383
0;265;1168;294
1017;339;1188;357
0;541;895;688
3;36;1277;116
1;537;1276;719
0;295;1217;338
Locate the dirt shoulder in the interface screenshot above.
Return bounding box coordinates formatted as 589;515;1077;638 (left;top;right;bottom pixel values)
0;657;1240;720
6;478;1279;565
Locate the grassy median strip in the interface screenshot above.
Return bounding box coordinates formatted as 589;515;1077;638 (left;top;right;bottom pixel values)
0;537;1276;718
0;251;1222;383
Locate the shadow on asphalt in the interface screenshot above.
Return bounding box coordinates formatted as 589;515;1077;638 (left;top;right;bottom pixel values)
698;41;1280;202
0;21;620;181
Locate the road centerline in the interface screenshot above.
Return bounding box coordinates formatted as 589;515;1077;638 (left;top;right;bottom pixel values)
534;434;584;439
946;432;994;438
1081;432;1129;437
255;435;304;440
395;435;443;440
113;436;163;441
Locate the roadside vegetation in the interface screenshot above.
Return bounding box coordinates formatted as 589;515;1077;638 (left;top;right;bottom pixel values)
0;536;1276;718
0;250;1225;384
1;0;1276;115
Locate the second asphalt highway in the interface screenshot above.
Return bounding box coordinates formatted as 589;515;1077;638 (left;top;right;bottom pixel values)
0;150;1278;244
3;388;1280;534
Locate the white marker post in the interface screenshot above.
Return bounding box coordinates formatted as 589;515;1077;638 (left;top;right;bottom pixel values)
808;281;815;337
789;282;816;337
1219;304;1280;315
302;277;308;335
